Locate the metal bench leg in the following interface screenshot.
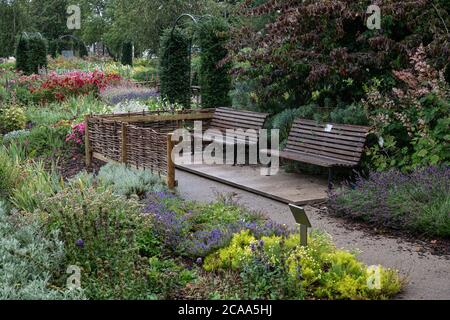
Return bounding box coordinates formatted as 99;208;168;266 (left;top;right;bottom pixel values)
328;168;334;190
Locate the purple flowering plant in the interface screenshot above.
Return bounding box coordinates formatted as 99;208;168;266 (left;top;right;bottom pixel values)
142;192;291;258
328;166;450;237
100;83;159;105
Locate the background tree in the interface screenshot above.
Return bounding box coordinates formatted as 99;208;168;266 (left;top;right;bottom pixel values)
226;0;450;113
121;42;133;66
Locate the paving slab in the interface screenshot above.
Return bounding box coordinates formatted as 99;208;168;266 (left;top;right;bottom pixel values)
176;163;328;205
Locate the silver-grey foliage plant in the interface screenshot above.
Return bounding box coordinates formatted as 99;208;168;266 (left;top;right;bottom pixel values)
0;201;85;300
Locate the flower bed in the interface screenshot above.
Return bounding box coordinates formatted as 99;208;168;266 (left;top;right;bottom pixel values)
328;166;450;237
16;71;122;103
100;83;159;105
0;139;403;300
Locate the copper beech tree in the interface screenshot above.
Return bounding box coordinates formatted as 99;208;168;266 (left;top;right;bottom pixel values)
224;0;449;112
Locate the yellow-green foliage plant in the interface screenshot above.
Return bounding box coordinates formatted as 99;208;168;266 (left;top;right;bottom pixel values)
203;230;403;300
0;104;26;134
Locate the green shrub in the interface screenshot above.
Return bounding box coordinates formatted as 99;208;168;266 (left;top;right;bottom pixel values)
27;34;48;72
196;18;231;108
330;103;369;125
121;42;133;66
1;129;30;145
7;125;70;159
15;34;29;73
38;180;191;299
203;230;402;300
15;32;48;75
0;104;27;134
0;201;85;300
363;47;450;171
97;163;167;198
270;104;326;144
40;182;146;299
159;28;191;108
79;43;88;58
147;256;197;299
132;67;157;82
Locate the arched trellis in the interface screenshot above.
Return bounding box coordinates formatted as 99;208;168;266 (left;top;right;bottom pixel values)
58;34;88;58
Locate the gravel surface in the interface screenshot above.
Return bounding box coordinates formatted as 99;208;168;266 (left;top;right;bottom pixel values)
176;169;450;300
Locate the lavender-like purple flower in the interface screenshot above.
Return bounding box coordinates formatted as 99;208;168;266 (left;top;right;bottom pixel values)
328;165;450;233
75;239;84;248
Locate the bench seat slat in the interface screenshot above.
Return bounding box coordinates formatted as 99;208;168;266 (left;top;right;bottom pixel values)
210;118;264;130
286;140;363;160
295;119;371;133
290;128;367;143
212;114;266;126
260;149;357;167
287;137;364;153
288;132;365;148
294;125;368;138
216;107;268;119
282;149;357;167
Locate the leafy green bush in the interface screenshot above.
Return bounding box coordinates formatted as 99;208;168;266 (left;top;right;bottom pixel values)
363;46;450;171
40;182;149;299
196;18;231;108
227;1;449;113
14;34;29;73
1;129;30;145
159;28;190;108
15;32;47;75
203;230;402;300
38;180;193;299
132;66;157;82
4;125;70;159
270;105;323;144
0;104;26;134
330;103;369;126
0;201;84;300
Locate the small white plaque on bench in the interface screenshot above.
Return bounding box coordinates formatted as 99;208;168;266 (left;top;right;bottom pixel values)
324;124;333;132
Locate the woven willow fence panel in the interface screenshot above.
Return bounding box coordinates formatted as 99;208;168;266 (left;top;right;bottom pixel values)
126;124;168;174
85;109;215;187
88;118;122;162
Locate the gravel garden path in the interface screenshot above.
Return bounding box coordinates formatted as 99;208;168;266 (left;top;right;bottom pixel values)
176;170;450;300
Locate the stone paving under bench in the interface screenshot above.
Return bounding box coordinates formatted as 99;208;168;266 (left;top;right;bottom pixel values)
176;163;328;205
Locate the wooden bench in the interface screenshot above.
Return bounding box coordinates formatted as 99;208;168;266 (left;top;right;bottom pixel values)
262;119;370;188
192;107;269;163
193;107;269;144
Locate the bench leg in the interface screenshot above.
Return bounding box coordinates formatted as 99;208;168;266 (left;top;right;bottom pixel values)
328;168;334;190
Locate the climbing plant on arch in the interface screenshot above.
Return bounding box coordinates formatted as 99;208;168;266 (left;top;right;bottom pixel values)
160;27;191;108
159;14;231;109
54;35;88;59
195;18;231;109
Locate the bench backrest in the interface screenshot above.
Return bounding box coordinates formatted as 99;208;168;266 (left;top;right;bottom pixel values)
209;107;269;141
285;119;370;166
